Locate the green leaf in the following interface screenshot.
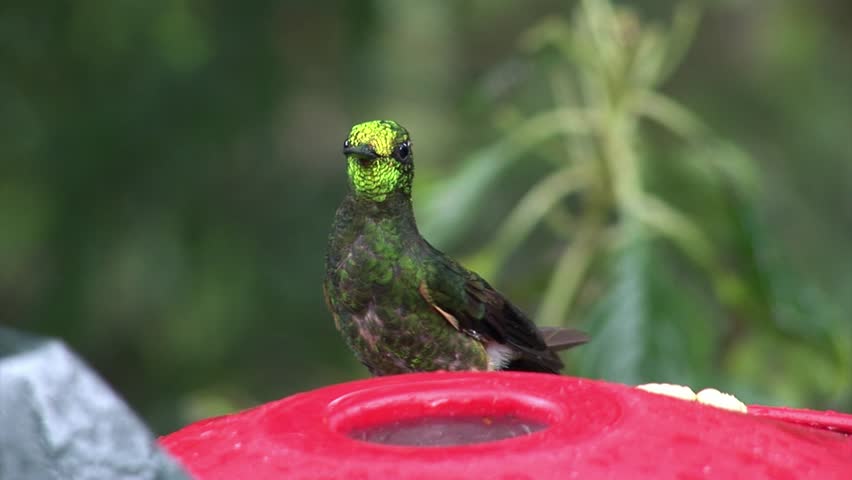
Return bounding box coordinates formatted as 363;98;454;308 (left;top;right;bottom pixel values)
418;108;590;246
639;91;710;142
577;220;717;385
577;221;649;384
474;164;591;279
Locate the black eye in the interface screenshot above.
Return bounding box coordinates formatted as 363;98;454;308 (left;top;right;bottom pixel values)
343;139;351;149
395;142;411;161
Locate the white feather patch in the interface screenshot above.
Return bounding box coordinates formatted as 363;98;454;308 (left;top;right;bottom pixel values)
486;342;516;370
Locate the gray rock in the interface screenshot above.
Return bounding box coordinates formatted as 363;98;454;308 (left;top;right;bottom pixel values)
0;328;190;480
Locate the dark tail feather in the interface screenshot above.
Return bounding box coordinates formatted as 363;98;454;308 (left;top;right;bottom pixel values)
506;356;562;374
506;327;588;374
538;326;589;351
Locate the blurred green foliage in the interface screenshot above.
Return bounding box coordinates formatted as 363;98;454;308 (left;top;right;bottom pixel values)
1;0;850;433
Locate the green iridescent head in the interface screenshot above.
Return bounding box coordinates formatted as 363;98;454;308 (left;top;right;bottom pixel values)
343;120;413;202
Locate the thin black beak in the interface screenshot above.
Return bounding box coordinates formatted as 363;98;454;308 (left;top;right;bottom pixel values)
343;144;379;159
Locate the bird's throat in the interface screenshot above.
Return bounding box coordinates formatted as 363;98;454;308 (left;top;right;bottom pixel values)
346;190;417;229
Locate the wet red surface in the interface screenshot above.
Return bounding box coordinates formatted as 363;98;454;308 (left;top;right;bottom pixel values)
160;372;852;479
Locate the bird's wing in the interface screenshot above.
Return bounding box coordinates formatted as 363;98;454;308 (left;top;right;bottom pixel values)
419;242;574;372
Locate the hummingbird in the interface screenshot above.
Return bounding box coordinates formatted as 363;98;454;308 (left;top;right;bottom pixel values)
323;120;588;376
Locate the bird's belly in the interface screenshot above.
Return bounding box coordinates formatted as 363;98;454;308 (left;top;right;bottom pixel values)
338;302;489;375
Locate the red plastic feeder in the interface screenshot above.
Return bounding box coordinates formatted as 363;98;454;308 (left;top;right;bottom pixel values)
160;372;852;479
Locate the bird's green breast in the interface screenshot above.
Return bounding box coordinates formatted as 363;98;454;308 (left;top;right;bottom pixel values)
324;194;488;375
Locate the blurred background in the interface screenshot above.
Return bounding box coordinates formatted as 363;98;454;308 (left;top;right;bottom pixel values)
1;0;851;434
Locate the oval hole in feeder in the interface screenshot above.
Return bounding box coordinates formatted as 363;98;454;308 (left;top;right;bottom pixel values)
347;414;548;447
327;386;561;447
